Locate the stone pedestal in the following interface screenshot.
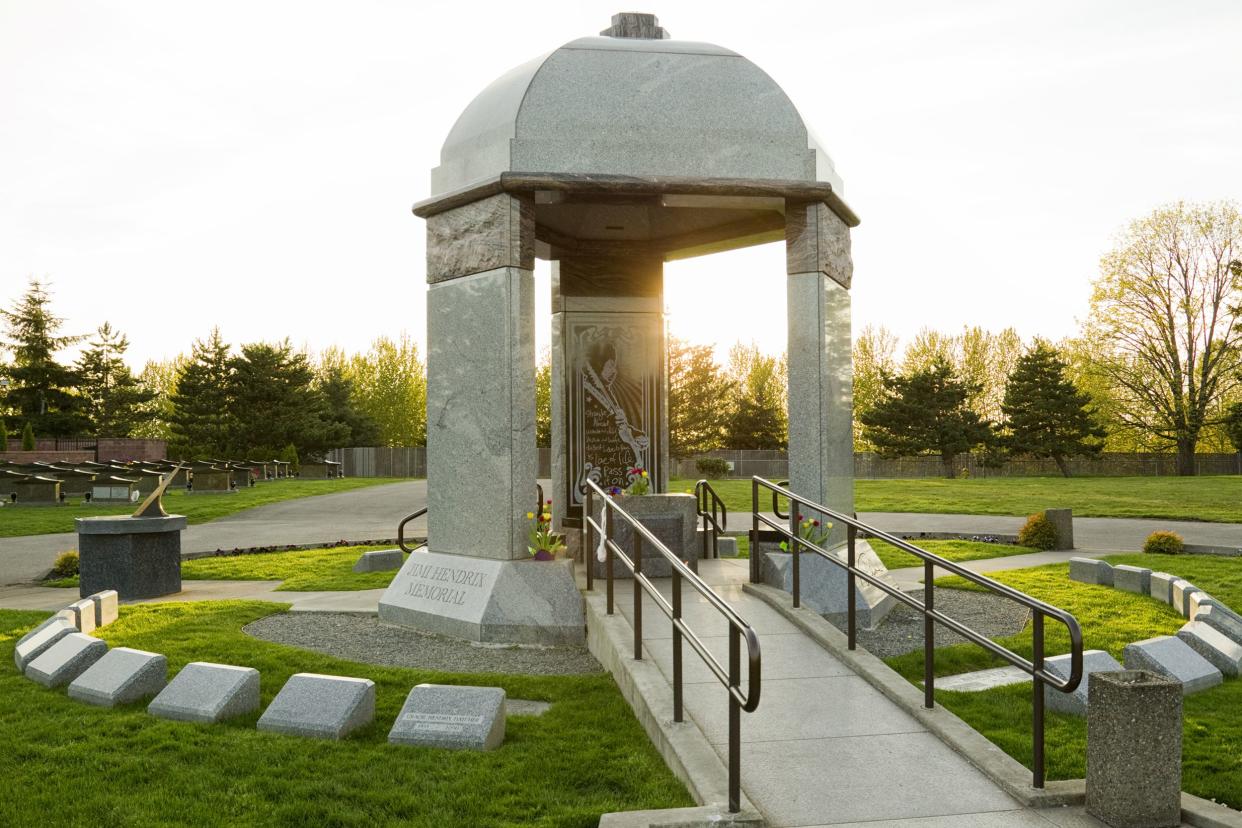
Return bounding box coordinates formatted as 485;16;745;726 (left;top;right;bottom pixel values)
590;493;697;579
378;551;584;646
76;514;186;600
1086;670;1182;828
1044;508;1074;550
757;540;896;628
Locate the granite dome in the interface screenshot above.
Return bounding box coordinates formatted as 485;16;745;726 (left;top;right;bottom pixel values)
430;33;843;196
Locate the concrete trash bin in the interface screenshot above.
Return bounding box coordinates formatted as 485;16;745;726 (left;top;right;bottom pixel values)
1086;669;1181;828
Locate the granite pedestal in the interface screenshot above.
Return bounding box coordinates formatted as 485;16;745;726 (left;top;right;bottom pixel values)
1086;670;1181;828
758;540;896;629
1043;508;1074;550
76;514;186;600
379;551;584;646
591;494;698;579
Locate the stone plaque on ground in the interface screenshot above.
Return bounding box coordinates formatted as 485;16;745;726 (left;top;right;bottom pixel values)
68;598;97;634
389;684;505;750
353;549;404;573
25;632;108;688
88;589;119;627
257;673;375;739
379;551;583;645
1177;622;1242;677
1043;649;1123;716
68;647;167;707
148;662;260;723
14;617;77;671
1123;636;1222;694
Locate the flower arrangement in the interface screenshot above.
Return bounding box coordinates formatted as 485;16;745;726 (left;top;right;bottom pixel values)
780;513;832;551
527;499;565;560
625;467;650;496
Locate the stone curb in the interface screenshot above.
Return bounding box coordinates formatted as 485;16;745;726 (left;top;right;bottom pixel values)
744;582;1242;826
583;589;763;825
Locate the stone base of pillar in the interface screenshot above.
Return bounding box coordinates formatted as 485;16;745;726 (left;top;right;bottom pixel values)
757;540;897;629
378;551;585;646
76;515;186;600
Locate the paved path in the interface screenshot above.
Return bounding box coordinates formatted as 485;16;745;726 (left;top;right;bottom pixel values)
0;580;384;613
613;559;1107;827
0;480;428;584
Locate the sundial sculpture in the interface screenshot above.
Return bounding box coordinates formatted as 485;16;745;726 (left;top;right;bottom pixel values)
379;12;863;644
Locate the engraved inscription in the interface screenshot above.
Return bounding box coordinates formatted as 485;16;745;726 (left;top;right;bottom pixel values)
401;712;485;734
402;563;488;607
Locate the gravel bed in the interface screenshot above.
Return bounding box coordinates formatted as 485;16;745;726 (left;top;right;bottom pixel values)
854;586;1031;660
244;612;603;676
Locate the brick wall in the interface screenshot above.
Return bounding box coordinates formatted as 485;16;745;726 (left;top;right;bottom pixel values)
1;437;165;463
95;438;166;462
0;450;95;465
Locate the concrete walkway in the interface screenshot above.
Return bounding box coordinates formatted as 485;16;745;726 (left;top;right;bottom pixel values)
610;559;1106;827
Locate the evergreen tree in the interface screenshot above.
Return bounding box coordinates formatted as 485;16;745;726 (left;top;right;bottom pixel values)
21;421;36;450
227;341;342;459
169;329;234;459
0;418;8;452
0;279;87;436
1001;343;1106;477
860;358;993;478
668;337;732;457
76;322;154;437
725;344;786;450
1223;402;1242;455
317;363;380;448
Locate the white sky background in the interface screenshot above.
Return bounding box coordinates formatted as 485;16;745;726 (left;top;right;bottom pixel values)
2;0;1240;369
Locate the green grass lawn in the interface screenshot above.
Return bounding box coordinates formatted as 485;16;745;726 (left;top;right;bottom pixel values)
0;477;408;538
865;539;1037;570
672;476;1242;523
0;601;691;826
882;556;1242;806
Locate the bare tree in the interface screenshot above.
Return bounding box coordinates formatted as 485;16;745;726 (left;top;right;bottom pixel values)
1086;201;1242;475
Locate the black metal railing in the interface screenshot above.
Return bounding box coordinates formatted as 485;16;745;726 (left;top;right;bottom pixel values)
583;479;761;813
694;479;728;559
397;507;427;553
749;476;1083;789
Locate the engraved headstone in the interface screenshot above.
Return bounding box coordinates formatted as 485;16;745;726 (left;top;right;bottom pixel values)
1123;636;1222;695
388;683;505;751
258;673;375;740
1043;649;1123;716
148;662;260;723
25;632;108;688
68;647;167;707
14;617;77;671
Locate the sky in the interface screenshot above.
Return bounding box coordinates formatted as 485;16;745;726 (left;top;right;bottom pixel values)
2;0;1240;370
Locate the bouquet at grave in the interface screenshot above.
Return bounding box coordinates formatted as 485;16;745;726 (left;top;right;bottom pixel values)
527;501;566;560
780;514;832;551
624;467;650;496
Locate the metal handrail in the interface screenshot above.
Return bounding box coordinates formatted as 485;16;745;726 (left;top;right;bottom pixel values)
749;476;1083;790
397;507;427;553
694;479;728;560
583;479;761;813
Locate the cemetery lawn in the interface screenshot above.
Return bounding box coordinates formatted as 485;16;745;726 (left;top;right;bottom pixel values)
866;539;1037;570
671;476;1242;523
0;477;405;538
0;601;693;826
883;556;1242;808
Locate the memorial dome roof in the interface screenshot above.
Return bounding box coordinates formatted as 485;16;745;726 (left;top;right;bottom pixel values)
430;13;843;197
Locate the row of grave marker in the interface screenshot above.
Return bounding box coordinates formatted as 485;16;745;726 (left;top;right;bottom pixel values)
13;597;506;750
0;457;342;504
1046;558;1242;714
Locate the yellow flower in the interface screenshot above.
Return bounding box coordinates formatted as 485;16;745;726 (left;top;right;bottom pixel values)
526;511;535;519
542;512;552;521
641;470;648;478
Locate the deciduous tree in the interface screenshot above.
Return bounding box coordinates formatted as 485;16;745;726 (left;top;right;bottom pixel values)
1085;201;1242;475
852;325;897;450
668;337;732;458
724;343;786;450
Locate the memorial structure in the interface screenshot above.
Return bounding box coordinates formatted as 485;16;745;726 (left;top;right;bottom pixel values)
381;11;861;644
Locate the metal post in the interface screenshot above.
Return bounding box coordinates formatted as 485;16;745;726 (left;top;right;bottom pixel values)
702;511;709;562
584;488;593;592
750;478;760;584
847;525;857;651
791;499;800;609
606;504;615;615
673;571;683;722
728;625;741;814
633;528;643;659
924;559;935;709
1032;612;1045;789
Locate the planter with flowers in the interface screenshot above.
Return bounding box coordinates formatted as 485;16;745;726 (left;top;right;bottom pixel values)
527;499;566;560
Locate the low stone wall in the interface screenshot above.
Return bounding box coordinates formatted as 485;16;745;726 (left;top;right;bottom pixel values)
0;450;94;465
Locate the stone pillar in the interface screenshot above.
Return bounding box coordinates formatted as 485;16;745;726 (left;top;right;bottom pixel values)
785;200;854;549
424;193;536;560
380;193;583;645
1086;669;1182;828
550;251;666;531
